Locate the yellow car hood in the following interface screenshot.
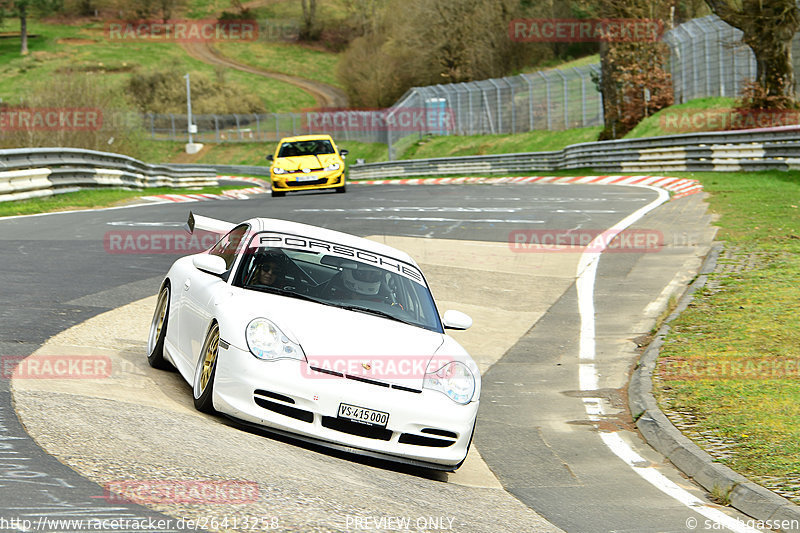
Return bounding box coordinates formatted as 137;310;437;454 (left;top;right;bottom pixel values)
274;154;342;171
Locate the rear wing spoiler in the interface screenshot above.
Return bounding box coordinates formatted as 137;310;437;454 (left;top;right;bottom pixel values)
185;211;236;236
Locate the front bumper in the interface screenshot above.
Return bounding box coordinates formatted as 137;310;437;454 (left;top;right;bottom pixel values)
213;344;478;469
270;170;345;192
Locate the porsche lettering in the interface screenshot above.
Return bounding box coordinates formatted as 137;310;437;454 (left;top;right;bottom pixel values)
256;234;424;282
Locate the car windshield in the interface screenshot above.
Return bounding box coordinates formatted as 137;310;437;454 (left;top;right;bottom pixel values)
233;233;442;332
278;140;335;157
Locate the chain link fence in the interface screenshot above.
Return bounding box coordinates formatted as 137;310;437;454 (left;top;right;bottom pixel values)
664;15;754;103
385;64;604;150
144;112;390;144
663;14;800;103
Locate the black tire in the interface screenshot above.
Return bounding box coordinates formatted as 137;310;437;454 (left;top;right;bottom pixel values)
193;322;220;413
335;184;346;194
146;285;172;369
271;189;285;197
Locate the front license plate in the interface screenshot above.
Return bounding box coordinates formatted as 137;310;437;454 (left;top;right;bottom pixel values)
295;175;318;182
338;403;389;427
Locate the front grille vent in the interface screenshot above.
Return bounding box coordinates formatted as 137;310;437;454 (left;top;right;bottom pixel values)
321;416;393;441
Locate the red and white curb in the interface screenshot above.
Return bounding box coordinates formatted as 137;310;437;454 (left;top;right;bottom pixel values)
218;176;268;186
352;175;703;200
140;177;268;204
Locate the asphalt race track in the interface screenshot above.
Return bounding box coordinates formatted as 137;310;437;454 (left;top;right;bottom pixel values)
0;182;762;532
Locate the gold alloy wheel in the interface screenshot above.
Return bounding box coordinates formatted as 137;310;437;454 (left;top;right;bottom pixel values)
199;325;219;393
148;287;168;354
153;290;168;342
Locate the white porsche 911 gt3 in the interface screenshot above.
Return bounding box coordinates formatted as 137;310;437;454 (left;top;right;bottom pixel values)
147;212;480;470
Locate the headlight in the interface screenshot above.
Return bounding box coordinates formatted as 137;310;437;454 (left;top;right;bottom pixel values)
423;361;475;404
245;318;305;361
324;163;340;171
272;167;287;175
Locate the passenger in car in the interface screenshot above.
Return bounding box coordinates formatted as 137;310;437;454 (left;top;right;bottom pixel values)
252;258;285;288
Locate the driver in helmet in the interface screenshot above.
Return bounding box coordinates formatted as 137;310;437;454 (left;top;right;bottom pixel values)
341;266;383;298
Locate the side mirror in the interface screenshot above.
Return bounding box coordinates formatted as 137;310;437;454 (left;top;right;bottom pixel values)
266;154;274;162
340;149;348;158
192;254;227;276
442;310;472;331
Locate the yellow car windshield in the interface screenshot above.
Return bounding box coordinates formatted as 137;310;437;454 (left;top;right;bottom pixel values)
278;140;335;157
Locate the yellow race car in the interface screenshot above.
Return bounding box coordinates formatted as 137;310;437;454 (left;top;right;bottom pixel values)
266;134;348;197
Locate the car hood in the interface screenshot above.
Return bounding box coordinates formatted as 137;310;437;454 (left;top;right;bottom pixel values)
223;290;447;388
274;154;341;171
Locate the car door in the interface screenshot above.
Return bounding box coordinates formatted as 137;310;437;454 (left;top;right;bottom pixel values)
179;224;249;370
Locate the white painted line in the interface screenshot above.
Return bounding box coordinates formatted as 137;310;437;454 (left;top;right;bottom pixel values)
575;184;763;533
345;216;546;224
0;200;167;222
296;207;523;213
641;273;688;318
600;432;763;533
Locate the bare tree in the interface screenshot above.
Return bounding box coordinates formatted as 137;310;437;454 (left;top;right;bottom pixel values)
300;0;318;40
705;0;800;107
338;0;581;107
581;0;674;139
113;0;183;21
342;0;383;37
0;0;62;55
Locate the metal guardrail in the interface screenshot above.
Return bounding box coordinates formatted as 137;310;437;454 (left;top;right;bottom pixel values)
166;163;271;177
0;147;218;202
173;128;800;180
346;127;800;179
5;128;799;201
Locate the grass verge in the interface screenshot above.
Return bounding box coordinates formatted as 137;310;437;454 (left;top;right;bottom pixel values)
399;127;603;159
136;139;390;166
625;97;738;139
215;41;342;88
0;20;315;112
0;184;253;218
653;170;800;503
137;127;603;167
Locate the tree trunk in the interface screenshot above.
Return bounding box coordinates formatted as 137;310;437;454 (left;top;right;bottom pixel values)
747;37;795;100
20;4;28;56
597;42;620;140
706;0;800;107
300;0;317;40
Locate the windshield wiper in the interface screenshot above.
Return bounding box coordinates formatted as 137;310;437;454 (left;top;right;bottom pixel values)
249;286;323;305
338;304;414;326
